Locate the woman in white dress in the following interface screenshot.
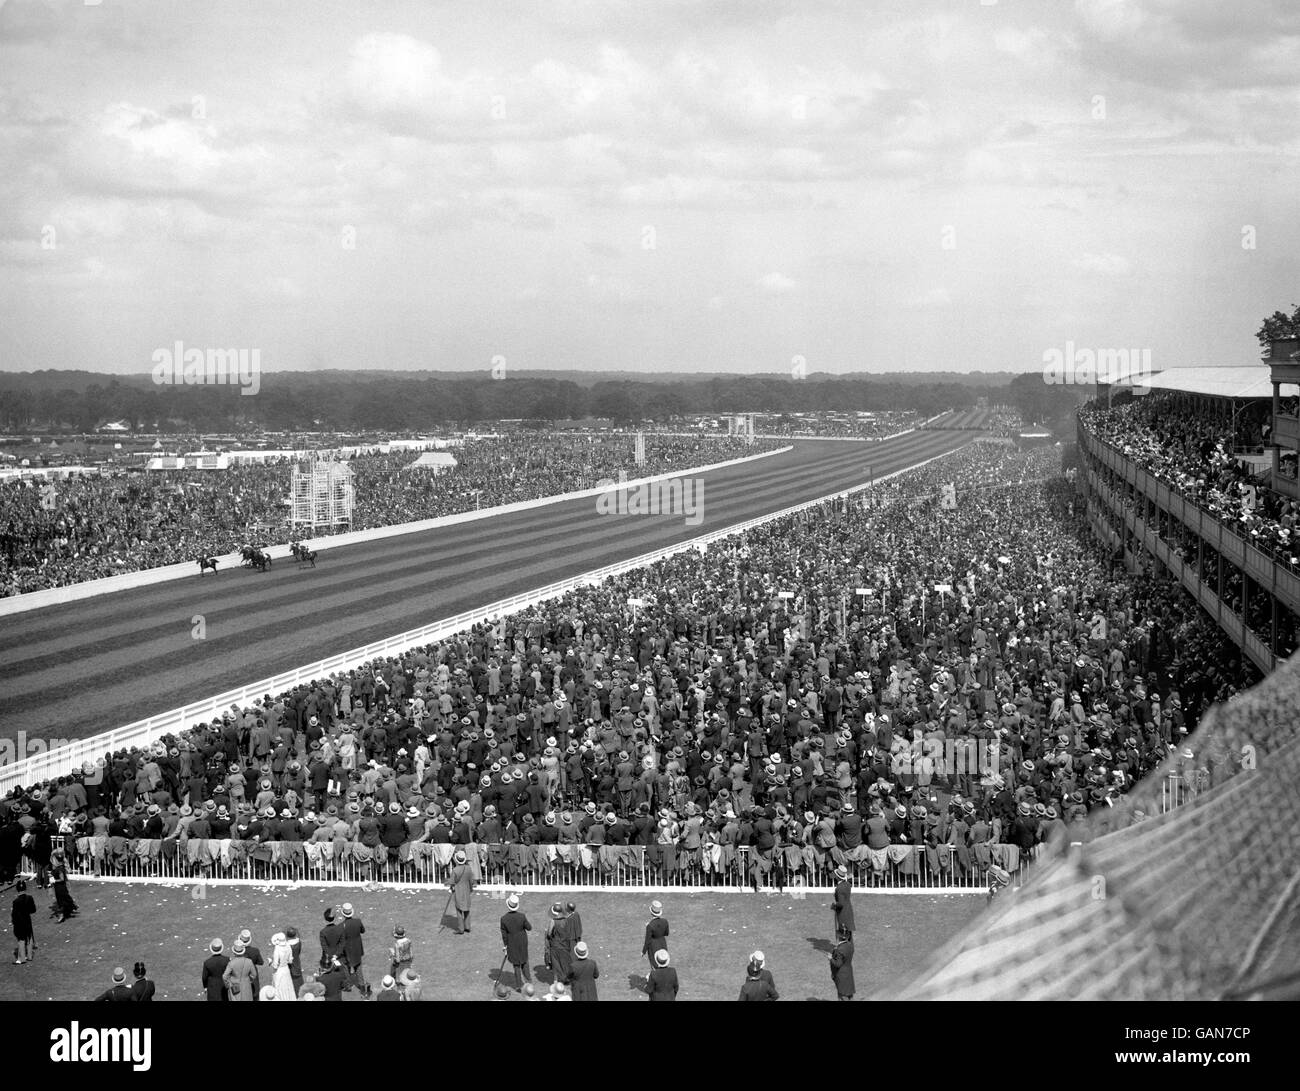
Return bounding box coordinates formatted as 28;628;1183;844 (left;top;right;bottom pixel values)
270;933;296;1001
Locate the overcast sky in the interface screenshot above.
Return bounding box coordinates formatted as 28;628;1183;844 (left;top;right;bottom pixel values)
1;0;1297;376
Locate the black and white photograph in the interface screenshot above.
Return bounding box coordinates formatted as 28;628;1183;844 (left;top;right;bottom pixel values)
0;0;1295;1051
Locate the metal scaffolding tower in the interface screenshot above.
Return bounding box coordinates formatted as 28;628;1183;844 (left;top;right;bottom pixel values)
291;459;354;531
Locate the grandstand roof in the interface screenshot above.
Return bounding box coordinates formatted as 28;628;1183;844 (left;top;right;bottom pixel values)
1130;364;1276;399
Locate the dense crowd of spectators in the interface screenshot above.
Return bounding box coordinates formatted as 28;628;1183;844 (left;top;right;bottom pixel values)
983;408;1031;438
744;411;920;439
0;434;775;596
2;443;1257;895
1083;396;1300;567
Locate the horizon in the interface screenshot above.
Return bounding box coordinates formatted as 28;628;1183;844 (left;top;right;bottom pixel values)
2;1;1296;376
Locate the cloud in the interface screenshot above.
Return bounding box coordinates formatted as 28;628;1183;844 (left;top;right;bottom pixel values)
757;271;796;293
346;33;443;117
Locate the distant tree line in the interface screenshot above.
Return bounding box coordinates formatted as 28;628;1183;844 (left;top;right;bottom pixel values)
0;373;1000;433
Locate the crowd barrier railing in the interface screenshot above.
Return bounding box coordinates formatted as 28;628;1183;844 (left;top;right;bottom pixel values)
21;841;1038;894
0;446;964;793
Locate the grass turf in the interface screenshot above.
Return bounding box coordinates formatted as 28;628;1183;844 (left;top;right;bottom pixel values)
1;880;982;1001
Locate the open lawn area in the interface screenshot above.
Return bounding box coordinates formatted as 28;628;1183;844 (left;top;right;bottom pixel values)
1;879;983;1002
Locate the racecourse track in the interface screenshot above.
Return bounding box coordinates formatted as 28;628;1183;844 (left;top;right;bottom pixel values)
0;430;973;744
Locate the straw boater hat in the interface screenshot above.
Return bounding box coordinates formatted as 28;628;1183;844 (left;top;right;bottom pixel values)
574;942;589;960
649;900;663;918
654;949;670;967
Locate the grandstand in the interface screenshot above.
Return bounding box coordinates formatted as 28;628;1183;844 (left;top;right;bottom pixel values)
881;368;1300;1001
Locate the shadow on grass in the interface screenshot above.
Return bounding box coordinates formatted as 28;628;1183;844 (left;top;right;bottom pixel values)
627;972;648;995
805;936;833;954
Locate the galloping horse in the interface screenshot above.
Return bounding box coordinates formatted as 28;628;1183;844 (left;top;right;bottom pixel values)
289;541;318;568
197;555;219;576
240;545;272;572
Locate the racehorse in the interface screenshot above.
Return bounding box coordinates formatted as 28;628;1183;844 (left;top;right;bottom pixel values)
197;555;219;576
289;541;318;568
241;545;272;572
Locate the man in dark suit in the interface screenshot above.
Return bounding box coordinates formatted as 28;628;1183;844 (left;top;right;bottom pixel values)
130;962;155;1001
831;864;855;938
201;939;229;1001
94;966;134;1001
565;941;600;1001
341;901;369;997
237;929;264;1000
315;956;347;1001
829;929;855;1001
10;879;35;963
544;903;572;984
738;958;778;1001
565;901;582;945
319;907;345;969
646;948;678;1001
499;894;532;990
642;899;669;966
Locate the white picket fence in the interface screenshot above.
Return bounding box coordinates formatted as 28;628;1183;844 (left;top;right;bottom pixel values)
0;446;961;792
20;843;1036;895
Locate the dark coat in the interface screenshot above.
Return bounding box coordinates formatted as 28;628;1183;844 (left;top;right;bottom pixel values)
10;892;35;940
500;910;532;966
202;953;230;1001
642;917;669;960
647;966;679;1001
738;976;779;1001
316;964;347;1000
95;984;135;1002
342;917;366;964
319;921;345;966
546;917;572;980
829;938;855;998
566;957;600;1002
832;879;855;934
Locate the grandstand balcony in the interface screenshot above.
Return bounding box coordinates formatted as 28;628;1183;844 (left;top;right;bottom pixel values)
1078;414;1300;674
1266;335;1300;499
